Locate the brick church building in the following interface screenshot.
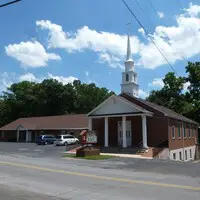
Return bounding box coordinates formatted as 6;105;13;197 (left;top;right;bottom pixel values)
87;35;199;161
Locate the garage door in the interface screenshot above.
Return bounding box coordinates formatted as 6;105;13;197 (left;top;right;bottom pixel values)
19;131;26;142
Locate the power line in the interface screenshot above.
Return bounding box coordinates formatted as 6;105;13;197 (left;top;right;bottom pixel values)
137;0;188;65
147;0;189;66
134;0;158;28
147;0;158;16
134;0;157;30
134;0;188;68
0;0;21;8
122;0;179;76
134;0;145;13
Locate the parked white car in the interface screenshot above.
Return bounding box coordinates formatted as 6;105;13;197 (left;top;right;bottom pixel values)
54;134;79;146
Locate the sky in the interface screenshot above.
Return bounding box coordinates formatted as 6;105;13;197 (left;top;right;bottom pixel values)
0;0;200;98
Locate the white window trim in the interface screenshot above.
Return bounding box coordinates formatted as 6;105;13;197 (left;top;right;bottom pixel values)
185;150;187;160
188;125;191;138
177;122;181;139
183;124;187;139
171;126;175;139
192;126;195;138
190;149;192;159
179;151;182;160
173;153;176;160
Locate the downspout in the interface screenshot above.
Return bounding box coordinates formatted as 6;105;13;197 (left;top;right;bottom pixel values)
167;117;170;159
182;121;185;161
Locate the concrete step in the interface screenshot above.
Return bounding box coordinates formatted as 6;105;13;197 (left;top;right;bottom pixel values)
100;147;147;155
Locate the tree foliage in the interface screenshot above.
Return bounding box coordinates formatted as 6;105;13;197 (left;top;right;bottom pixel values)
0;79;114;127
147;62;200;123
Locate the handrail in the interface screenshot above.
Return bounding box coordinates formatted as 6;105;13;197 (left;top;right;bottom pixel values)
138;140;143;148
154;147;167;158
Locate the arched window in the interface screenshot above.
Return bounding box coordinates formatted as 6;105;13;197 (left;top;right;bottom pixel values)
126;74;129;82
134;74;136;82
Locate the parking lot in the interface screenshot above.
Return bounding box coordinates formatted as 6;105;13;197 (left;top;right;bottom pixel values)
0;142;79;158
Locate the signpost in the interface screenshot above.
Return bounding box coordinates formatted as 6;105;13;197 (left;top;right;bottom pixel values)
86;131;97;144
77;130;99;157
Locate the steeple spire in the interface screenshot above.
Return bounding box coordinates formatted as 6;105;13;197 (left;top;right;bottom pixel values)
121;29;139;97
126;35;132;61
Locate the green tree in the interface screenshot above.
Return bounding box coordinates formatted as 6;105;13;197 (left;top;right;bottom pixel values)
185;62;200;122
0;78;114;126
147;72;186;114
73;81;114;113
147;62;200;123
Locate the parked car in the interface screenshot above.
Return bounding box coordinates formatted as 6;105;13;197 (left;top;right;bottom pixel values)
54;134;79;146
35;135;56;145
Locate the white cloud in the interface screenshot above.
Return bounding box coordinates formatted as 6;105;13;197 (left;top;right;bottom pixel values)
138;28;145;36
36;20;141;55
36;20;142;68
138;3;200;69
184;2;200;17
148;78;164;88
5;41;61;68
47;73;77;84
98;53;124;69
35;3;200;70
0;72;16;92
138;89;149;99
157;12;165;19
19;73;38;82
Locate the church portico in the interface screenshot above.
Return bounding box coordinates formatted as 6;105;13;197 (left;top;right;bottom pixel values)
87;94;152;148
88;114;150;148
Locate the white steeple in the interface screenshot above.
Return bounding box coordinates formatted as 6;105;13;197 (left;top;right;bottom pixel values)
121;34;139;97
126;34;132;61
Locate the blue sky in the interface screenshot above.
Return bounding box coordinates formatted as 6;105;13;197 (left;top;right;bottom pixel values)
1;0;200;98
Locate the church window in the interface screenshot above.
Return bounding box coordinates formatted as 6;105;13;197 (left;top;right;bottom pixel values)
126;74;129;82
134;74;136;82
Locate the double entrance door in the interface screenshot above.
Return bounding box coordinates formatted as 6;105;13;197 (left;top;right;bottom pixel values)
118;120;132;147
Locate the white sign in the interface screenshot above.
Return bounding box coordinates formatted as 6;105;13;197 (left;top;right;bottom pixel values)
86;132;97;143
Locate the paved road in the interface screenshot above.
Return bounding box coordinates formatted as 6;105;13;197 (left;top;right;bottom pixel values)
0;143;200;199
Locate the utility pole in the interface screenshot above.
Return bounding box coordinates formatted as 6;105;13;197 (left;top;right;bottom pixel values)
0;0;21;8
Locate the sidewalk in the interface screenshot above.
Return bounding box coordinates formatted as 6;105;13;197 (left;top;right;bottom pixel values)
64;151;153;159
101;153;152;159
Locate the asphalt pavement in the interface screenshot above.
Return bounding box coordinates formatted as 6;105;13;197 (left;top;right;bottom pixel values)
0;142;200;199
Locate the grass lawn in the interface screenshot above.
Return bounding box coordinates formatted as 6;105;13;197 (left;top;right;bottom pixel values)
63;154;114;160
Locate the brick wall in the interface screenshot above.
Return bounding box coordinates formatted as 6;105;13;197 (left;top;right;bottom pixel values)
168;118;198;150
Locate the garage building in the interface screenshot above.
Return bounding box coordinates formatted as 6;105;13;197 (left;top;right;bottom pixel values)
0;114;88;142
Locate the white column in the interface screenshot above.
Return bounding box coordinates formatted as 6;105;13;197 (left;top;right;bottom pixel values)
142;115;148;148
88;118;92;130
104;117;109;147
17;129;19;142
122;116;127;148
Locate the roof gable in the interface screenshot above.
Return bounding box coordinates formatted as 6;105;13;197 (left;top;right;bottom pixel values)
120;92;199;125
88;94;152;117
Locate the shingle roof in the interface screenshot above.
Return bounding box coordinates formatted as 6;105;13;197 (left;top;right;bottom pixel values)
121;93;199;125
0;114;88;130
